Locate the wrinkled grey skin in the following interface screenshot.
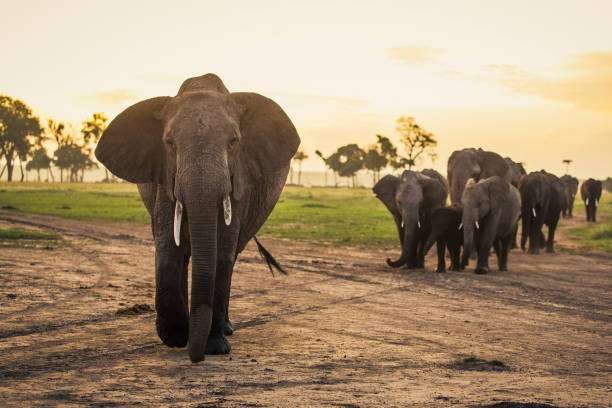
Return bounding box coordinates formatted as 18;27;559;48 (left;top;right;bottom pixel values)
373;169;447;269
519;171;564;254
580;178;603;222
461;176;521;274
504;157;526;187
447;148;511;204
95;74;300;363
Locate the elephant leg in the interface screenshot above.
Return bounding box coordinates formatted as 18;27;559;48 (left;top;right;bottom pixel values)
449;241;461;271
546;220;558;253
475;228;494;274
498;235;511;271
205;257;234;355
417;238;426;268
155;248;189;348
528;223;542;254
493;239;502;263
224;271;234;336
435;238;446;273
206;225;239;355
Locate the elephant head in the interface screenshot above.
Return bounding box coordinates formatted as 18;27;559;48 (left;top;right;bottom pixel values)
460;176;509;261
373;170;446;268
95;74;299;362
447;148;510;203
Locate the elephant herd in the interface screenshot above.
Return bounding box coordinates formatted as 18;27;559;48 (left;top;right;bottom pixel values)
94;73;604;362
374;148;603;275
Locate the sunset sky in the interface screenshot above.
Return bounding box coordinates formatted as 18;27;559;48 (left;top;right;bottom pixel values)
3;0;611;178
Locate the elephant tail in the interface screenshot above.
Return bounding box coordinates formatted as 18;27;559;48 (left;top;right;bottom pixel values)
253;236;288;276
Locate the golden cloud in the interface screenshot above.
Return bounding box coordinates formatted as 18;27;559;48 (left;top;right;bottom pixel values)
79;89;140;106
489;52;612;112
386;46;444;65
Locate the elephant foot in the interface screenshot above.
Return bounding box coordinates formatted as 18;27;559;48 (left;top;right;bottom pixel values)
436;267;446;273
546;247;555;254
156;316;189;348
499;266;508;271
224;320;234;336
474;266;489;274
205;334;231;355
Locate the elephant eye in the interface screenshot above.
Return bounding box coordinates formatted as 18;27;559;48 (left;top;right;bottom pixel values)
228;136;240;150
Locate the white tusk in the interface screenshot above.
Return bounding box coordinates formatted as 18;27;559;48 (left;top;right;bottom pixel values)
223;195;232;226
173;201;183;247
586;198;589;206
475;221;480;230
532;207;537;217
401;219;404;228
417;220;421;228
458;222;463;230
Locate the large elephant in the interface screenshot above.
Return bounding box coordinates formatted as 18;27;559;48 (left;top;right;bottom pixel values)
504;157;526;187
95;74;300;363
461;176;520;274
581;178;603;222
447;148;511;204
519;171;564;254
373;169;447;269
560;175;579;218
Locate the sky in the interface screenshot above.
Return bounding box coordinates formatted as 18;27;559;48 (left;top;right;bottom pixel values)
2;0;612;179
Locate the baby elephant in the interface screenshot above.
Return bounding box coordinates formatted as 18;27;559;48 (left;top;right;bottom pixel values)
424;205;464;273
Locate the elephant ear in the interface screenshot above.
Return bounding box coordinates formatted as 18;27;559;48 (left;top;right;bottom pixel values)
231;92;300;180
373;175;400;217
487;176;510;211
95;96;170;184
417;175;447;208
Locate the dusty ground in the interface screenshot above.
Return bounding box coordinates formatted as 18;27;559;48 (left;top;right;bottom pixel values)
0;210;610;407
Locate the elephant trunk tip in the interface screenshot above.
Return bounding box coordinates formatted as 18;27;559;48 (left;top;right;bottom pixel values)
386;257;405;268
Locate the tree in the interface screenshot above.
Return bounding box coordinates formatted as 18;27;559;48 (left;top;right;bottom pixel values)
316;150;342;187
26;147;52;181
335;144;365;188
48;120;96;182
392;116;437;170
293;149;308;185
81;113;109;181
0;95;43;181
363;146;388;184
562;159;573;174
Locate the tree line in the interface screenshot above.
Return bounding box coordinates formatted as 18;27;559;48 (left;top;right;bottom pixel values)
302;116;438;187
0;95;109;182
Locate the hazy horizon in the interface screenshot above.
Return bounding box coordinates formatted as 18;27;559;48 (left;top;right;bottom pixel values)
2;0;611;179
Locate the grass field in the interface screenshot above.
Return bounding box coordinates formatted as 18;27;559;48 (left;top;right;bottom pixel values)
565;193;612;252
1;182;610;251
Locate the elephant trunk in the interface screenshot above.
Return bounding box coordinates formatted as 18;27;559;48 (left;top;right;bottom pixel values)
387;213;417;268
450;169;471;204
424;229;438;255
462;209;477;264
180;155;232;363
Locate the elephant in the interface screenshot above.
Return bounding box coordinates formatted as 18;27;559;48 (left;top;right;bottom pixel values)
447;148;511;204
373;169;447;269
460;176;521;274
560;175;579;218
424;204;464;273
94;74;300;363
504;157;526;188
581;178;603;222
519;170;564;254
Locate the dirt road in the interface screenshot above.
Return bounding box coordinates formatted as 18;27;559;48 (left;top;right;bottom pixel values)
0;210;610;407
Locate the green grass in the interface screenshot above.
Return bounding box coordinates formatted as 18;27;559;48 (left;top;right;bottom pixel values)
0;183;396;247
565;192;612;252
0;227;59;241
0;182;149;223
1;182;610;251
